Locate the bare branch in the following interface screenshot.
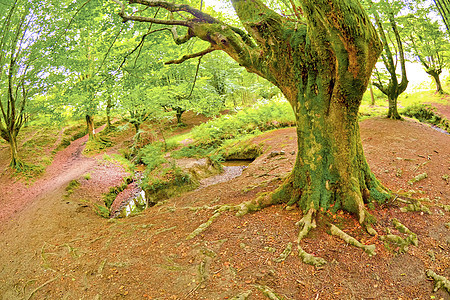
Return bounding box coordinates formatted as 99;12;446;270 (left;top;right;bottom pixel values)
119;27;172;69
165;46;215;65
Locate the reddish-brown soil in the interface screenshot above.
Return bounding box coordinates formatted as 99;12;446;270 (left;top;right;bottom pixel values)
0;110;449;299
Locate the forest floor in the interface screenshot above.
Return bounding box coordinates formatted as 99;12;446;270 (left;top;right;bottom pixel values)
0;102;449;300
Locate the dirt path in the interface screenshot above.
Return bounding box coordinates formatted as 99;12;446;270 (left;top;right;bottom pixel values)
0;117;449;299
0;133;98;223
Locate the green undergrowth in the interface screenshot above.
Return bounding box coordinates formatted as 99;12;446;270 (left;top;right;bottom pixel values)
170;99;293;163
401;104;449;132
12;122;61;180
141;162;196;206
189;98;295;146
83;136;113;154
12;161;45;181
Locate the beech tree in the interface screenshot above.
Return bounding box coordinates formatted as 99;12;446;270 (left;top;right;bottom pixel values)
406;8;449;94
365;0;408;119
0;0;61;168
112;0;388;262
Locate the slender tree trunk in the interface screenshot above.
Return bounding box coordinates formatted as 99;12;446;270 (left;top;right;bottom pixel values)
106;97;113;128
428;71;444;94
8;131;19;168
132;122;141;151
387;96;401;119
369;81;375;106
175;108;185;125
86;115;96;140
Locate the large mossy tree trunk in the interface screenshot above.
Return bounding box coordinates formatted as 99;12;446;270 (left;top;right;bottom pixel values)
118;0;387;223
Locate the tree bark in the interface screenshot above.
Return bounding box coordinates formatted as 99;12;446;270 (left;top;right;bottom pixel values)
427;70;444;94
387;96;401;119
86;115;96;140
175;107;185;125
106;97;113;129
369;81;375;106
8;131;19;168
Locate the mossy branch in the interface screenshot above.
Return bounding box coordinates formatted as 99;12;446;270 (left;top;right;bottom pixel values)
330;224;376;256
165;46;215;65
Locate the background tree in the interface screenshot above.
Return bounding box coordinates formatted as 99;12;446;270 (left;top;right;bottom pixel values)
365;0;408;119
0;0;63;168
53;0;128;141
405;6;449;94
113;0;387;251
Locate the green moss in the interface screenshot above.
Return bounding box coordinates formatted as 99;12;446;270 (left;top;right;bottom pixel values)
370;187;390;204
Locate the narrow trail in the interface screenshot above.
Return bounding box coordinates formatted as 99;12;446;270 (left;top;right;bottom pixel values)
0;131;99;224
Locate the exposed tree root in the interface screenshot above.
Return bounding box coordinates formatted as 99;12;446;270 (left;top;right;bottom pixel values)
254;284;285;300
25;277;58;300
186;206;233;240
274;242;292;263
230;290;252;300
298;246;327;267
293;206;327;267
399;199;431;214
296;205;316;242
426;270;450;294
380;218;418;253
330;224;376;256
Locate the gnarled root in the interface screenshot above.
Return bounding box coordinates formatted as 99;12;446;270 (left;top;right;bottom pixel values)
296;205;317;242
253;285;284;300
235;192;279;217
380;218;418;253
295;206;326;267
426;270;450;294
274;242;292;263
330;224;376;256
